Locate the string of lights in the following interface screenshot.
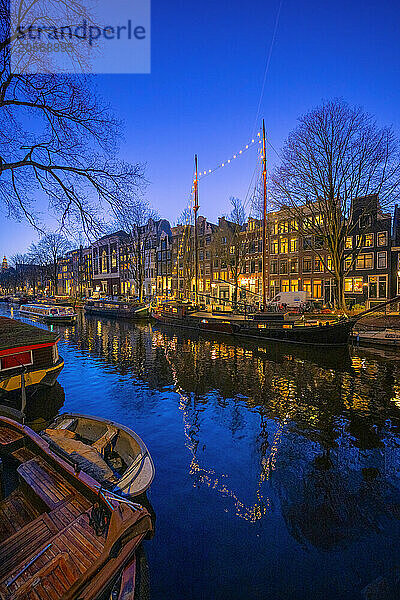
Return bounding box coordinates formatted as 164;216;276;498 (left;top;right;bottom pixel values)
197;132;262;181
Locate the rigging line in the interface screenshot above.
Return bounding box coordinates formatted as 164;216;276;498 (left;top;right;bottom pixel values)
252;0;283;138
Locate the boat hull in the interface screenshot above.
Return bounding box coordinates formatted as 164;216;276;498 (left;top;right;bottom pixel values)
153;313;354;347
19;309;77;323
84;305;150;319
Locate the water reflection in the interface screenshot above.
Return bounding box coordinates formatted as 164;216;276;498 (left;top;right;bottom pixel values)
3;306;400;599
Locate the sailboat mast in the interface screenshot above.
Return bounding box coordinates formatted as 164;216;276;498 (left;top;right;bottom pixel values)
193;154;199;305
262;119;267;309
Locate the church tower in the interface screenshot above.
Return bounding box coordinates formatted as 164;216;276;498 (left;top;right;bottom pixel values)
1;256;8;271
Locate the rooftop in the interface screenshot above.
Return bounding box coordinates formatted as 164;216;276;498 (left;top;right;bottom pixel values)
0;317;58;352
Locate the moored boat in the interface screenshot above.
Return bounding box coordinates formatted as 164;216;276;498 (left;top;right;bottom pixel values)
19;303;77;323
0;316;64;395
84;299;151;319
0;416;153;599
42;413;155;498
354;328;400;347
153;303;354;346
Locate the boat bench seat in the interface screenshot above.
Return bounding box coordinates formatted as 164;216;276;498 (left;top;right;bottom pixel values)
0;426;24;447
17;457;78;510
92;426;118;454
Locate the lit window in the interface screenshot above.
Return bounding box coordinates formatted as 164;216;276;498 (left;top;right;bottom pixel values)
356;253;374;269
290;279;299;292
345;237;353;249
313;280;322;298
281;279;290;292
271;240;278;254
377;231;388;246
290;238;298;253
303;279;312;295
280;238;288;254
314;258;323;272
364;234;374;247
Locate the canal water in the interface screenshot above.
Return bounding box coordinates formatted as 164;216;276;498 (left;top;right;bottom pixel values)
2;305;400;600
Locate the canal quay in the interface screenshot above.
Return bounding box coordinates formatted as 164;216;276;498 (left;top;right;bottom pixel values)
1;305;400;600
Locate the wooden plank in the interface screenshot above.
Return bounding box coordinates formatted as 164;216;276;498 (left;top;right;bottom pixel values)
12;447;36;463
118;555;136;600
17;458;76;510
0;427;24;445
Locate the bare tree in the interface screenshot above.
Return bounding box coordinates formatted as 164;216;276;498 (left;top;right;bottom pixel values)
114;199;158;302
28;232;71;294
270;99;400;311
212;197;248;308
0;0;146;235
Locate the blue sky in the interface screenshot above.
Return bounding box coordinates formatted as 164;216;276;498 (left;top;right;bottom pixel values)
1;0;400;256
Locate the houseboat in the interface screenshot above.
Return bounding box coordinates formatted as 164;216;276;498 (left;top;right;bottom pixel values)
0;316;64;396
153;302;354;346
0;416;153;599
19;303;77;323
84;299;150;319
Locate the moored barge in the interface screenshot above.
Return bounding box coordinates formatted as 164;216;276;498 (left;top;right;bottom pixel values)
84;299;150;319
19;303;77;323
0;317;64;395
153;303;354;346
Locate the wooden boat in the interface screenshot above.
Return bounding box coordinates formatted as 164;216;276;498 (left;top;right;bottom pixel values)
0;317;64;395
354;328;400;347
42;413;155;498
0;416;153;600
153;303;354;346
19;303;77;324
84;299;150;320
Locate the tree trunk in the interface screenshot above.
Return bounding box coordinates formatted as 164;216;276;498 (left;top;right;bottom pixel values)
334;272;347;314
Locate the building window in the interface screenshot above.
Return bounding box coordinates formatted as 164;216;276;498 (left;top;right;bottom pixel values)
327;256;332;270
303;279;312;295
290;219;298;232
290;279;299;292
101;250;107;273
272;222;278;235
271;261;278;274
314;257;323;272
271;240;278;254
363;233;374;247
303;237;313;250
313;280;322;298
369;275;387;299
377;231;388;246
345;277;363;293
360;214;372;228
278;221;289;234
290;258;298;274
280;238;288;254
111;249;117;269
356;253;374;269
377;251;387;269
303;257;312;273
281;279;290;292
290;238;298;253
280;260;288;274
345;237;353;249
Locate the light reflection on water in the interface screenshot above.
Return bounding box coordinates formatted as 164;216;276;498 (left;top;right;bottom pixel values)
2;305;400;599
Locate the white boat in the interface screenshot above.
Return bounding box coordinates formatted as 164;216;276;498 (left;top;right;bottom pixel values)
42;413;155;498
354;328;400;347
19;303;77;323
